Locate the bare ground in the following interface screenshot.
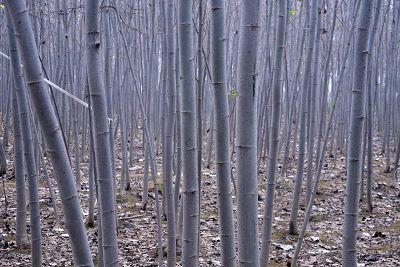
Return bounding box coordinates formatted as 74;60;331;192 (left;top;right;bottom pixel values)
0;134;399;266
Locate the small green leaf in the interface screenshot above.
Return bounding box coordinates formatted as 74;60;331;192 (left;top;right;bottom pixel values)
289;10;297;16
231;87;238;97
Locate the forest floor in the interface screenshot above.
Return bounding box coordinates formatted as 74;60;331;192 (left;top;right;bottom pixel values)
0;134;399;266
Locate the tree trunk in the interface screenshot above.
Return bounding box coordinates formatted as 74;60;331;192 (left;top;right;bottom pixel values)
85;0;119;265
178;0;200;264
342;0;373;265
10;86;27;248
260;0;286;265
209;0;236;265
289;0;319;235
7;12;42;266
236;0;261;265
165;0;176;265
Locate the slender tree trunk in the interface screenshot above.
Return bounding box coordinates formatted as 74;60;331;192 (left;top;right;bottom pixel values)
260;1;286;265
209;0;236;264
305;3;322;205
289;0;319;235
101;0;116;193
10;87;27;248
366;0;382;212
7;9;28;251
342;0;373;265
205;106;214;169
2;90;11;148
7;12;42;266
165;0;176;265
236;0;261;265
87;135;95;227
196;2;204;259
178;0;200;264
85;0;119;265
174;26;182;228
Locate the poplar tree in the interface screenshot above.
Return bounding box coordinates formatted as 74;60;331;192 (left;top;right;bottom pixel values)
178;0;200;264
260;0;287;265
342;0;374;265
85;0;119;265
236;1;261;265
210;0;236;264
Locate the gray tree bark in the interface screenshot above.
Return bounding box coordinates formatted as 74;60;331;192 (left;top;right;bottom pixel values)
7;14;27;250
236;0;261;265
342;0;373;265
366;0;382;212
209;0;236;265
10;85;27;249
85;0;119;265
260;0;286;265
165;0;176;265
7;11;42;266
178;0;200;264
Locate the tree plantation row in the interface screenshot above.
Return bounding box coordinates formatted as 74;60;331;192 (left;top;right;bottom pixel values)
0;0;399;266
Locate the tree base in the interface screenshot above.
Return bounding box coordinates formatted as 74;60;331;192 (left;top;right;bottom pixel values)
289;222;298;235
